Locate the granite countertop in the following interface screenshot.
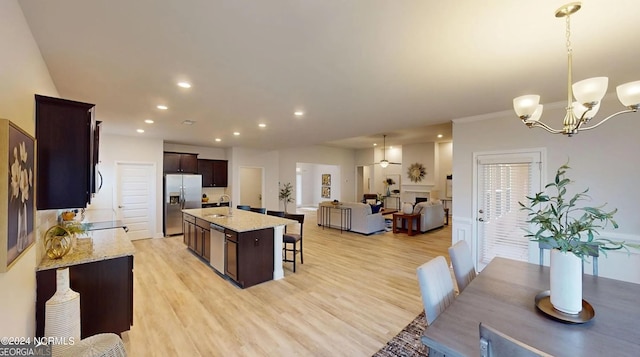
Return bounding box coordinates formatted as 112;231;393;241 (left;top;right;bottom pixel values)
182;207;294;232
37;227;135;271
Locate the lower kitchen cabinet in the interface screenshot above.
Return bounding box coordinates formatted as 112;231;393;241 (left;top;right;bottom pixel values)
36;255;133;338
225;228;274;288
183;214;211;262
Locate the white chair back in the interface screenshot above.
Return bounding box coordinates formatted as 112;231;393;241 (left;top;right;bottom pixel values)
479;323;553;357
416;256;455;325
448;240;477;292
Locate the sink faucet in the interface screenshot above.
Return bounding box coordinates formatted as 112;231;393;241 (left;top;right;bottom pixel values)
219;194;232;216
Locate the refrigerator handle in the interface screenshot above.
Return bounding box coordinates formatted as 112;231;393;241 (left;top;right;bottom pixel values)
181;187;186;209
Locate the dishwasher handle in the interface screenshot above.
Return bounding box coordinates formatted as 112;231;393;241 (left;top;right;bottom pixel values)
210;223;225;233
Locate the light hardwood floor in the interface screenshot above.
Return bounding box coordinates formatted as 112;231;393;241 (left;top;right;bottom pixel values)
121;211;451;356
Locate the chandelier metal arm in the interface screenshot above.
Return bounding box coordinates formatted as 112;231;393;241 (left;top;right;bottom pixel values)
524;119;565;134
576;109;638;131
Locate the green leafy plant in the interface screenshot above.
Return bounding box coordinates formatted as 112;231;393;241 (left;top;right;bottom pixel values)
519;162;636;259
49;221;86;236
279;182;294;212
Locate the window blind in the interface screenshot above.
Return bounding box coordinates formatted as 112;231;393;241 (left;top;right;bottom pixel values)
479;162;532;265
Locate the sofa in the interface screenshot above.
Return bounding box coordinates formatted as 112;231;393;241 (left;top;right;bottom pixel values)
317;201;386;235
406;200;446;232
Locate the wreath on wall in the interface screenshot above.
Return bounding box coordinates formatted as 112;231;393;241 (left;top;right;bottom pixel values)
407;162;427;183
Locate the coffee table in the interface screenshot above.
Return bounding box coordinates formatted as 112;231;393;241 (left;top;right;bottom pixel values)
392;212;421;236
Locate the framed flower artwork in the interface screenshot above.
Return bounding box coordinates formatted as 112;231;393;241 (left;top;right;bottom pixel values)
1;119;35;272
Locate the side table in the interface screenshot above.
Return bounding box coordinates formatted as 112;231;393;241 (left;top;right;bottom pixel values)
392;213;421;236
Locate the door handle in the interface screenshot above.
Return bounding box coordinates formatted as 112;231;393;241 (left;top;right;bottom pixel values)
118;205;124;208
478;217;484;222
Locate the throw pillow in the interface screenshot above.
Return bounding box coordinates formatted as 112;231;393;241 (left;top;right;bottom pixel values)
370;204;383;214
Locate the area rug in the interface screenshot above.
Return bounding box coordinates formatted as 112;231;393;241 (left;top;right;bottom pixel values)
373;311;429;357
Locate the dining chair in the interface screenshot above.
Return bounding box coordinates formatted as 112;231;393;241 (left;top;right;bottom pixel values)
416;256;455;325
283;213;304;272
249;207;266;214
266;210;285;217
539;241;599;276
479;323;553;357
448;240;477;293
236;205;251;211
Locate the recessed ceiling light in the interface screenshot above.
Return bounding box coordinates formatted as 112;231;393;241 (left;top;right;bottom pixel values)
177;82;191;88
157;105;168;110
373;143;377;146
215;138;221;142
294;111;304;117
182;120;195;125
437;134;443;138
136;129;144;133
258;123;266;128
233;132;240;136
144;119;154;124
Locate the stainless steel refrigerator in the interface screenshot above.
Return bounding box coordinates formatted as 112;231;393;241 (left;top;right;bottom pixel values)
164;174;202;236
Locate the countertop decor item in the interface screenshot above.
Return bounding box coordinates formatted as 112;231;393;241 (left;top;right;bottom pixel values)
44;222;86;259
520;162;637;314
513;2;640;136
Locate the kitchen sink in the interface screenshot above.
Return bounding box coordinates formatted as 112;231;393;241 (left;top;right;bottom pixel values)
205;214;226;218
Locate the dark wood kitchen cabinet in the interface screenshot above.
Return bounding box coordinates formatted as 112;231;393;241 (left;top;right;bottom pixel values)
225;228;274;288
197;159;228;187
183;214;211;262
35;94;98;210
35;256;133;338
164;151;198;173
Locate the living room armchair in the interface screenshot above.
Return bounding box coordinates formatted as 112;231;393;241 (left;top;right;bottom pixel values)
407;200;445;232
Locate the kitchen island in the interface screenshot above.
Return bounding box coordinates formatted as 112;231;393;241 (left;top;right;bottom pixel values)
181;207;293;288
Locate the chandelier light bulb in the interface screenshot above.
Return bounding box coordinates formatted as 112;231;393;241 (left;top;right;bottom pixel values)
380;160;389;168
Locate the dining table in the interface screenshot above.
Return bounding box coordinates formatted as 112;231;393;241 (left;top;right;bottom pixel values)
421;257;640;356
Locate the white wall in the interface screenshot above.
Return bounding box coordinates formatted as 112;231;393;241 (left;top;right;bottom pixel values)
452;96;640;283
0;0;59;337
278;145;356;203
91;134;164;238
230;147;280;211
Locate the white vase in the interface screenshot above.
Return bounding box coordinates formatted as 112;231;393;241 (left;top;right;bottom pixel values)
17;203;27;252
550;249;583;314
45;268;81;355
402;202;414;214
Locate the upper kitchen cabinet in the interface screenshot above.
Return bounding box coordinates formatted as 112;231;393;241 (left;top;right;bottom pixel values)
198;159;228;187
35;95;97;210
163;152;198;173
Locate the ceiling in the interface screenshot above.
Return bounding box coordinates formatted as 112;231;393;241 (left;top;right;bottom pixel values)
17;0;640;150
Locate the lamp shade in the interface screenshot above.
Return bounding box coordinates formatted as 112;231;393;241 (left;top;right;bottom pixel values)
527;104;544;122
513;95;540;118
572;77;608;105
616;80;640;107
572;101;600;120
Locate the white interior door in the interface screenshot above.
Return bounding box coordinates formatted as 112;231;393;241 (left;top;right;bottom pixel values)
474;150;543;271
115;162;155;240
239;167;263;208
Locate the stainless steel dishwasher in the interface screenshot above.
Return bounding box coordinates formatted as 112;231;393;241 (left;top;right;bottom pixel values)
209;223;225;274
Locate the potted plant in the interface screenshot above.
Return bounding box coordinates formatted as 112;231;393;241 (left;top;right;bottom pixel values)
279;182;294;212
520;162;636;314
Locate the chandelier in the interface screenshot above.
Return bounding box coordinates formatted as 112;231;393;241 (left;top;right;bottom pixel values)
513;2;640;136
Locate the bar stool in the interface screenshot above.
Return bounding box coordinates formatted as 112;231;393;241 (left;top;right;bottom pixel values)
283;213;304;272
